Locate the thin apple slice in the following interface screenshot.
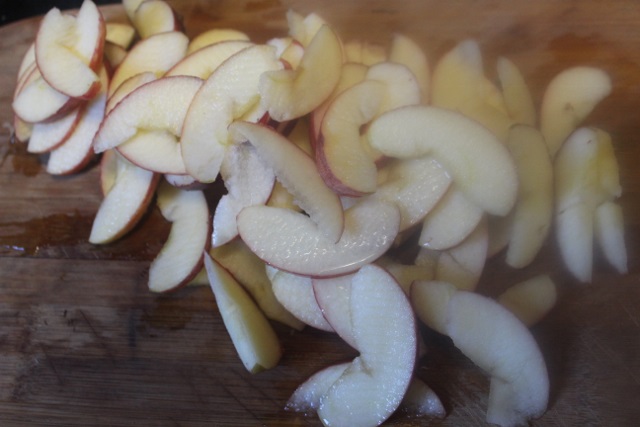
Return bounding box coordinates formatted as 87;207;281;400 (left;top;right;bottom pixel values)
317;265;417;427
27;106;83;153
212;141;276;247
370;157;452;232
286;10;326;47
540;66;612;157
402;378;446;419
375;257;435;295
105;71;157;114
94;75;203;174
180;44;283;183
148;181;210;292
133;0;183;39
287;362;350;413
103;42;128;69
188;28;250;54
343;39;386;66
123;0;145;21
35;0;105;99
367;105;518;216
313;274;356;347
389;33;429;103
367;61;421;113
204;253;282;373
108;31;188;98
594;201;627;274
496;57;536;126
445;291;549;427
316;80;386;196
229;121;344;243
237;198;399;278
498;275;557;327
106;22;136;49
89;152;159;244
420;185;484;250
47;66;109;175
270;269;333;332
259;25;343;121
166;40;253;79
505;125;553;268
17;43;36;80
100;148;118;195
411;280;458;335
210;240;304;330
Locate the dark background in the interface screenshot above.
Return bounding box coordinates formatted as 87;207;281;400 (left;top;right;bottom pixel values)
0;1;118;26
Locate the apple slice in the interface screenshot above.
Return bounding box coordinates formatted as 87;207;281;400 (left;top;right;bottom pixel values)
343;39;386;66
35;0;105;100
366;61;421;115
108;31;188;98
389;33;429;103
316;265;417;427
410;280;458;335
259;24;343;122
375;257;435;295
444;291;549;427
123;0;145;21
166;40;253;79
13;116;33;143
367;105;518;216
94;75;203;174
315;80;386;196
504;125;553;268
27;106;83;153
540;66;612;157
212;141;276;247
148;181;211;292
498;275;557;327
286;10;326;47
105;71;157;114
313;274;356;347
594;201;627;274
496;57;536;126
229;121;344;243
269;269;333;332
188;28;250;54
180;44;283;183
133;0;183;39
419;185;484;250
89;152;159;244
210;240;304;330
402;378;446;419
100;148;118;195
287;362;350;413
105;22;136;49
46;66;109;175
237;198;400;278
103;42;128;69
17;43;36;80
370;157;452;232
204;253;282;373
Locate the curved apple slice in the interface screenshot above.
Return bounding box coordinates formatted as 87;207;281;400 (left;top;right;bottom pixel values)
94;76;203;174
540;66;612;157
287;362;350;413
410;280;458;335
367;105;518;216
108;31;188;98
28;106;83;153
188;28;250;54
123;0;145;21
180;45;282;183
594;201;627;274
204;253;282;373
270;269;333;332
133;0;182;39
89;153;159;244
105;22;136;49
212;141;276;247
313;274;356;347
210;240;304;330
445;291;549;427
35;0;105;99
148;182;211;292
229;121;344;243
237;198;399;278
498;275;557;327
166;40;253;79
389;33;430;103
316;80;386;196
286;10;327;47
402;378;446;419
100;149;119;195
103;42;128;69
371;157;452;232
317;265;417;427
366;61;421;113
496;57;536;126
259;25;342;121
105;71;157;114
505;125;553;268
420;185;484;250
47;66;109;175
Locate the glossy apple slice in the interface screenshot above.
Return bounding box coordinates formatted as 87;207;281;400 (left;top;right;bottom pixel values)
148;181;211;292
35;0;105;99
367;105;518;216
237;198;400;278
204;253;282;373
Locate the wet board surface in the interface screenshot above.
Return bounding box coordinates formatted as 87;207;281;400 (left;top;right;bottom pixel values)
0;1;639;426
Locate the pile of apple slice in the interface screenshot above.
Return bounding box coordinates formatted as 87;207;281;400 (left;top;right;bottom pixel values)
10;1;629;426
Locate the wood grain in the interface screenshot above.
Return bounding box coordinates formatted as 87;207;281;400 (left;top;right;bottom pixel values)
1;1;639;426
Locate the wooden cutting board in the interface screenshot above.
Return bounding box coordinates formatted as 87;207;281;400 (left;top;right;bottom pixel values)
1;1;639;425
